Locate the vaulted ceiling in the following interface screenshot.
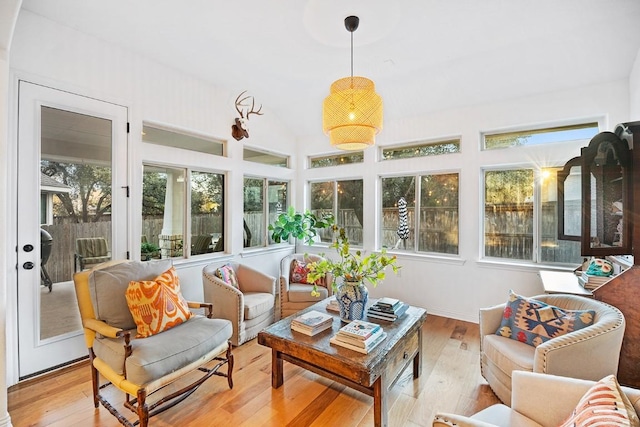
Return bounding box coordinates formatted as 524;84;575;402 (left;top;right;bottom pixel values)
21;0;640;139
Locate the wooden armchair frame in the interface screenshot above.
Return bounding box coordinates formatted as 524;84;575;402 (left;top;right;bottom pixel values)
74;260;234;427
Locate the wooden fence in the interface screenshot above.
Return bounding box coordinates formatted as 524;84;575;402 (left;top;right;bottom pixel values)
41;203;580;284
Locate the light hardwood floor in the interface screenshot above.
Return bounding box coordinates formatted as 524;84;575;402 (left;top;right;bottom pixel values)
8;315;500;426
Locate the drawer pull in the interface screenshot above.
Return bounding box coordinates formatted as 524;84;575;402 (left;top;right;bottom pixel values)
403;351;409;360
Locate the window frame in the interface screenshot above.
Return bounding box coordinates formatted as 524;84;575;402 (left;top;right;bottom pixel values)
243;175;289;249
380;137;461;161
141;163;226;260
379;171;460;256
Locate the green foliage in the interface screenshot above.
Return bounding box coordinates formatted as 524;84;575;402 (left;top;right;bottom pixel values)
307;228;400;296
268;206;334;245
141;241;159;253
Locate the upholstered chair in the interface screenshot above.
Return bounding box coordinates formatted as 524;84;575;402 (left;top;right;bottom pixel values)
202;262;276;346
73;259;233;427
433;371;640;427
479;293;625;406
279;253;334;320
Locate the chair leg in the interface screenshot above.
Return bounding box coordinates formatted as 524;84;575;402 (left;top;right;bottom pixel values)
226;343;234;389
137;389;149;427
89;350;99;408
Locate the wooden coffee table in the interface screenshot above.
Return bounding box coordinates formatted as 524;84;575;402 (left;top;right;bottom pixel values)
258;299;427;427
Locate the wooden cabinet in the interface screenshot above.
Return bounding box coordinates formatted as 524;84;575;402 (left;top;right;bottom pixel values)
580;131;632;256
557;125;633;256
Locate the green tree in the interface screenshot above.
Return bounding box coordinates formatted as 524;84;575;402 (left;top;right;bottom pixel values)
41;160;112;223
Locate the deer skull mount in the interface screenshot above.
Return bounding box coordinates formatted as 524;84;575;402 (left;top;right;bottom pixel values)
231;91;263;141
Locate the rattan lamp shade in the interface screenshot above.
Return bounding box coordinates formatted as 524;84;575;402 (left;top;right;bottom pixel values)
323;76;383;150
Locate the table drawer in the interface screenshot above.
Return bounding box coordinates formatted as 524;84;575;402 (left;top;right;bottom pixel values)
386;329;419;384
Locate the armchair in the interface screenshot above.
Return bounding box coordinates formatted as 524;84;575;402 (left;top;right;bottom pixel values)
279;253;333;319
480;293;625;405
434;371;640;427
203;262;276;346
75;237;111;271
73;259;233;427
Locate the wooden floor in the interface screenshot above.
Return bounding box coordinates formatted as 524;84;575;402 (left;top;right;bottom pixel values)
8;315;500;426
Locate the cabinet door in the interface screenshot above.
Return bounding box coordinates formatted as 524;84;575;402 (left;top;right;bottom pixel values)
580;131;632;256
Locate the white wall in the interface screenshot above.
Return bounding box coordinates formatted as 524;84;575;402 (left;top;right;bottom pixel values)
299;78;631;322
630;47;640;119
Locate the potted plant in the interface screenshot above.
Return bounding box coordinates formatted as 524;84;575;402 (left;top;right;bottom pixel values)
307;227;400;321
141;241;160;261
268;206;334;245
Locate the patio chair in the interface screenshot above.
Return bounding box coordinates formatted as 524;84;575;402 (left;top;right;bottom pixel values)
75;237;111;271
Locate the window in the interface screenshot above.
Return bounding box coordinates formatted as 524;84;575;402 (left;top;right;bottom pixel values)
310;179;363;245
142;165;224;259
483;167;580;264
483;123;599;150
381;173;459;254
244;177;288;248
243;147;289;167
382;139;460;160
142;124;224;156
309;152;364;168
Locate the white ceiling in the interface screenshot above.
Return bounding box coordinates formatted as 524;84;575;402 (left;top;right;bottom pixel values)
20;0;640;139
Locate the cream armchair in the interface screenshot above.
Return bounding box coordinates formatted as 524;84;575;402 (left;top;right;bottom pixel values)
480;293;625;406
434;371;640;427
279;253;333;319
203;262;276;346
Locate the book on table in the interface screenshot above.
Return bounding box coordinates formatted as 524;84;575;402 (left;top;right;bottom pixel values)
366;299;408;322
326;297;340;313
290;310;333;336
330;330;387;354
337;319;381;340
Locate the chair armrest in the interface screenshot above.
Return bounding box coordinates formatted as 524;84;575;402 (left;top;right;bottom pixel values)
203;271;244;340
237;264;276;295
433;413;497;427
279;277;290;303
187;301;213;318
83;318;126;339
479;304;505;343
511;371;603;426
533;308;625;380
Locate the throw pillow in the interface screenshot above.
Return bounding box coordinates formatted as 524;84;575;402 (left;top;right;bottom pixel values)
125;266;193;338
214;264;239;288
290;259;310;284
495;290;596;347
559;375;640;427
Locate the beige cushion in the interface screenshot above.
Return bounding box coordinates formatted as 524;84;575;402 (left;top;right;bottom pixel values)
93;315;232;386
483;334;535;373
244;292;275;320
89;259;172;330
288;283;329;302
471;404;543;427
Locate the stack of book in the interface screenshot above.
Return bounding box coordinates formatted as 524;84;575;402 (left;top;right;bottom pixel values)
329;319;386;354
366;297;408;322
290;310;334;336
326;297;340;313
578;272;612;290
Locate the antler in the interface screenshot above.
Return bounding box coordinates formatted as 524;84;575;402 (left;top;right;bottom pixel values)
246;97;263;119
235;90;252;118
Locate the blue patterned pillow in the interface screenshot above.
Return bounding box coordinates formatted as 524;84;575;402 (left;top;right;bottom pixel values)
214;264;238;288
495;290;596;347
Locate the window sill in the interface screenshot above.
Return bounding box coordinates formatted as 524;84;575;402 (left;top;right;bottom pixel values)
476;258;578;273
241;244;293;258
389;251;466;266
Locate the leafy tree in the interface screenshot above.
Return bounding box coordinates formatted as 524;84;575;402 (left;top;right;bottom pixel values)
42;160;111;223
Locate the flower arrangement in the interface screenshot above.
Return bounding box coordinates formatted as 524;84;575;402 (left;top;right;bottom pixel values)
306;227;399;297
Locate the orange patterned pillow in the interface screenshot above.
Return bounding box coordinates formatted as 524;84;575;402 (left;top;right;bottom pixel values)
559;375;640;427
125;267;193;338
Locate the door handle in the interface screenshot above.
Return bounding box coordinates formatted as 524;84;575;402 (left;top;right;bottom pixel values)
23;262;35;270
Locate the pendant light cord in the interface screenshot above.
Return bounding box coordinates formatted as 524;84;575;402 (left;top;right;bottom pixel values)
350;30;354;79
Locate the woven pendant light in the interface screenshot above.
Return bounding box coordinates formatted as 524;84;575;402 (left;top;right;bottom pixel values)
322;16;383;150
